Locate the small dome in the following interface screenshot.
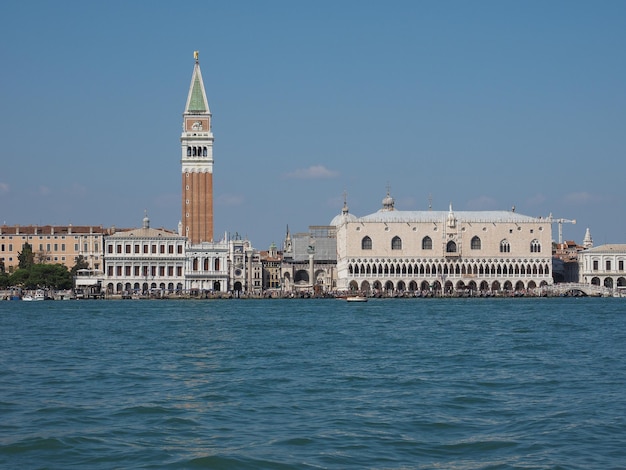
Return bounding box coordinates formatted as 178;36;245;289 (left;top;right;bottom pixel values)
330;212;357;227
381;190;395;211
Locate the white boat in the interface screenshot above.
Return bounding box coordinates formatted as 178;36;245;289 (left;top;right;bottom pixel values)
23;291;45;301
346;295;368;302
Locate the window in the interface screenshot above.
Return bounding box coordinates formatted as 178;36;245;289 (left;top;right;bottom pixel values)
215;258;220;271
134;244;140;254
620;260;624;271
160;245;165;254
446;241;457;253
116;266;122;276
606;260;611;271
125;266;131;276
471;236;481;250
177;246;183;254
391;236;402;250
108;245;113;254
168;245;174;254
126;244;131;254
530;239;541;253
143;245;148;254
361;236;372;250
117;245;122;254
422;236;432;250
151;245;157;254
500;240;510;253
593;260;598;271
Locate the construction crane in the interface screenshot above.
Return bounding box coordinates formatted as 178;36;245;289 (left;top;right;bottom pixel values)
548;214;577;244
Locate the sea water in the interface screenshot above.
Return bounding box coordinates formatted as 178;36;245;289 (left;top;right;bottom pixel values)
1;298;625;469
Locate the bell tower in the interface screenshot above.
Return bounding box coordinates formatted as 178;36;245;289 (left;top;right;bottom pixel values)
181;51;214;243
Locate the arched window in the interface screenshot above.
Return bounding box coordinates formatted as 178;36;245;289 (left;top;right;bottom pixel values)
500;239;510;253
203;147;207;156
530;239;541;253
187;147;191;156
446;241;457;253
214;258;220;271
391;236;402;250
471;236;481;250
422;236;432;250
361;236;372;250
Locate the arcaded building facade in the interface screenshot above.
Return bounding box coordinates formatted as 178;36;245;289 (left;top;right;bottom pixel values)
333;192;553;294
579;242;626;291
103;215;186;295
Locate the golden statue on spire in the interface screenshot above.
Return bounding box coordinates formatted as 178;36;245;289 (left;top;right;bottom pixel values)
194;50;199;61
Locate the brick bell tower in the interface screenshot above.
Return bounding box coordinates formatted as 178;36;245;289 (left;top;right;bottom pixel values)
181;51;214;244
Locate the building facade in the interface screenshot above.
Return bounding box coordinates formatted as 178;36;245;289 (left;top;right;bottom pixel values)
103;215;186;295
281;225;337;294
184;237;229;293
0;224;105;273
578;241;626;291
334;192;553;295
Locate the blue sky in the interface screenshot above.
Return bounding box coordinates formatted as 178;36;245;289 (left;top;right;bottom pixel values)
1;1;625;249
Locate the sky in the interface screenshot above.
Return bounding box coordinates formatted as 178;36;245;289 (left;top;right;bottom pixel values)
1;1;625;250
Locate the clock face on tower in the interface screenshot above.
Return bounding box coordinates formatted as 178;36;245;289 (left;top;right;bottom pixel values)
185;118;209;132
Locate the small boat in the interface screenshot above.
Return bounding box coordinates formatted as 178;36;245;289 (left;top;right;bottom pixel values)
346;295;368;302
22;291;45;301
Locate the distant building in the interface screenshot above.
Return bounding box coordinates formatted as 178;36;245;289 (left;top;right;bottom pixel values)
0;224;105;273
225;236;258;295
180;51;231;293
181;51;215;245
103;214;186;295
578;230;626;291
260;242;283;290
333;191;554;295
281;225;337;294
552;238;587;283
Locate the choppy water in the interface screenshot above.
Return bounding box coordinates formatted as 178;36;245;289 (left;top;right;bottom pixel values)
1;298;625;469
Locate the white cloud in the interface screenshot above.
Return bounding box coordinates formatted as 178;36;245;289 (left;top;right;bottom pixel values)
284;165;339;179
216;193;245;207
0;182;9;193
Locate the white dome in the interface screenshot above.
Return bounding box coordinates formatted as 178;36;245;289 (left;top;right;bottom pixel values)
330;212;357;227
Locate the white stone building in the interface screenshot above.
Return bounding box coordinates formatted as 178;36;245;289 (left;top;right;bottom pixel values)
333;192;553;295
578;235;626;291
184;236;229;294
103;215;186;296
